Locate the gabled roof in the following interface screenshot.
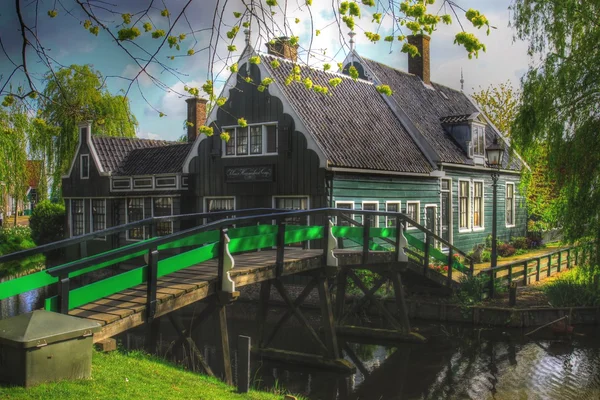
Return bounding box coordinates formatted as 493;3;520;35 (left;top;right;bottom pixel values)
440;114;473;125
262;55;434;174
91;136;170;174
358;57;523;171
117;143;193;176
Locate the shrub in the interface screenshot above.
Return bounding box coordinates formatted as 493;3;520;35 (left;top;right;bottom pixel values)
543;265;600;307
498;243;516;257
511;237;529;250
481;250;491;263
0;226;45;278
30;200;65;245
515;249;528;256
455;274;489;305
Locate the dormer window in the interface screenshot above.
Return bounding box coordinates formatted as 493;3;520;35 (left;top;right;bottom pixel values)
223;123;278;157
471;123;485;157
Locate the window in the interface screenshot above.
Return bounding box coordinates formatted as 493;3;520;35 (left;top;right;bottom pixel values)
112;179;131;190
236;127;248;155
471;124;485;156
274;196;309;225
80;154;89;179
153;197;173;236
385;201;401;227
250;126;262;154
134;178;152;189
71;199;84;236
127;198;144;240
91;199;106;236
225;128;235;155
506;183;515;226
362;201;379;227
155;177;176;187
335;201;354;226
205;197;235;222
459;181;470;230
406;201;420;229
473;181;484;229
223;124;277;156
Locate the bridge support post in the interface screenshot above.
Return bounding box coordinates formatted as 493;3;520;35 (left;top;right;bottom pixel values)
214;300;233;385
317;273;339;359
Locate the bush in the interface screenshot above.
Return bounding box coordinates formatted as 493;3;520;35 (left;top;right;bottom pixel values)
30;200;65;245
543;265;600;307
511;237;529;250
481;250;491;263
0;226;45;278
455;274;489;305
498;243;516;257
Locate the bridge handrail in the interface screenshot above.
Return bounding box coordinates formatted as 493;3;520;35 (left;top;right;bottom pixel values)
0;208;288;264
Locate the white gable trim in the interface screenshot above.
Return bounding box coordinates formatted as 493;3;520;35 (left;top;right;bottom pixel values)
62;121;108;178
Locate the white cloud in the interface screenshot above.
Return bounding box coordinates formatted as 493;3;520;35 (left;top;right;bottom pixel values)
136;131;162;140
159;79;205;119
121;64;158;87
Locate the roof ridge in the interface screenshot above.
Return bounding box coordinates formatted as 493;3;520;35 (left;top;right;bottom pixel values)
92;135;172;143
259;52;374;85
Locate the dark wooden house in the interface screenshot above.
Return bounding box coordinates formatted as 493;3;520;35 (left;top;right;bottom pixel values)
63;34;527;255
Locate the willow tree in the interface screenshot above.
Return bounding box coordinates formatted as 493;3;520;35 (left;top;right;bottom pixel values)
0;100;28;226
512;1;600;258
36;65;137;197
472;81;520;138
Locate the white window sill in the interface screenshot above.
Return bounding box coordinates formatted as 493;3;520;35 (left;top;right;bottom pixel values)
472;227;485;232
458;228;472;233
222;153;277;158
506;224;516;228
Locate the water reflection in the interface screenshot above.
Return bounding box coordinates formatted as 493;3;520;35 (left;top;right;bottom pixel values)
115;300;600;400
0;284;48;320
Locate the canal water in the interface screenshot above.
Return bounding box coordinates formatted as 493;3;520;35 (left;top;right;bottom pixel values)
3;290;600;399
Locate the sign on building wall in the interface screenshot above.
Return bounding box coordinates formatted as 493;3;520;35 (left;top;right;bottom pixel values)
224;166;274;183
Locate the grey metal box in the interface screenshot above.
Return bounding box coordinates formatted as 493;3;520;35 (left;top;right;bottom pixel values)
0;310;101;387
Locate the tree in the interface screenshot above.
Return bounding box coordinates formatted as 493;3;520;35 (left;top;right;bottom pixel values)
512;0;600;260
472;81;520;137
1;1;490;120
34;65;138;198
0;96;29;226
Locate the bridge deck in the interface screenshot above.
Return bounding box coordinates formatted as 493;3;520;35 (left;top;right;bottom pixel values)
71;249;323;343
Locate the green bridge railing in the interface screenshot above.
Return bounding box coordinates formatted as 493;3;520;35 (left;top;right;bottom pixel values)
0;208;474;320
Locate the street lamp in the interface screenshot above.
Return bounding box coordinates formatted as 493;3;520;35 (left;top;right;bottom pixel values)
486;137;505;272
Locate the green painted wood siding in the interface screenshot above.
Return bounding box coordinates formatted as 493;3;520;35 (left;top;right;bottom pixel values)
445;169;527;252
332;169;527;254
332;174;439;242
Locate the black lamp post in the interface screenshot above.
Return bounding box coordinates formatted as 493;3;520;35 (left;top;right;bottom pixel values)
485;138;505;273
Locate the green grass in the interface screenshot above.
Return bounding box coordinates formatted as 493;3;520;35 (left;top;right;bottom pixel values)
543;264;600;307
0;350;294;400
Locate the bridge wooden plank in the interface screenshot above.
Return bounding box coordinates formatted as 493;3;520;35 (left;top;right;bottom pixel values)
69;309;121;325
78;303;137;318
91;298;147;311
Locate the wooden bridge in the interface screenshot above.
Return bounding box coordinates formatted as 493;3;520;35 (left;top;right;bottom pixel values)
0;208;476;382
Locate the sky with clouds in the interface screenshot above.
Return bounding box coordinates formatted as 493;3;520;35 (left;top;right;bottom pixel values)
0;0;530;141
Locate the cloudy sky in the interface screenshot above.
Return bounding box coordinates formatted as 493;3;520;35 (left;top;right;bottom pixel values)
0;0;529;141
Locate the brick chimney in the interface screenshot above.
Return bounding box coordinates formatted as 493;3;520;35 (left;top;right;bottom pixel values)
185;97;208;142
407;35;431;85
266;37;299;62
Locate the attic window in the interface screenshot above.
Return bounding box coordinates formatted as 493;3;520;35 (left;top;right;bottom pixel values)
471;124;485;157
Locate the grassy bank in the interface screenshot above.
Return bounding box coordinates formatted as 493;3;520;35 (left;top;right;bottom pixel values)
0;350;295;400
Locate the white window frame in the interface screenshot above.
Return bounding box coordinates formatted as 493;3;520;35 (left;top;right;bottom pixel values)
222;122;278;157
506;182;516;228
458;179;471;232
70;199;85;237
472;180;485;231
203;196;236;224
152;197;174;236
126;197;145;241
405;201;420;230
385;201;402;228
361;201;379;228
90;198;107;241
80;154;90;179
272;195;311;224
471;123;486;157
334;201;354;225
